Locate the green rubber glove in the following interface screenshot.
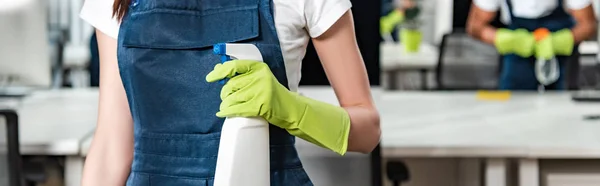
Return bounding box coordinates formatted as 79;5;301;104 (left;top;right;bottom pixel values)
551;29;575;56
206;60;351;155
535;36;555;60
380;10;404;36
494;28;535;58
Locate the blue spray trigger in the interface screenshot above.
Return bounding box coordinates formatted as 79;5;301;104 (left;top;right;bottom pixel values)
218;79;228;85
218;55;231;85
214;43;231;85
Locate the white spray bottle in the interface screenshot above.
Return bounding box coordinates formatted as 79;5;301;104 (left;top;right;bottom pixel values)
212;43;270;186
533;28;560;87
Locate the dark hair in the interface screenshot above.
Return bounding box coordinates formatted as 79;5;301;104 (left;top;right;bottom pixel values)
113;0;131;20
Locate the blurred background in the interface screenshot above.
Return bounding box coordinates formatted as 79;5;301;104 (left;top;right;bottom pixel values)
378;1;600;186
380;0;600;91
0;0;599;186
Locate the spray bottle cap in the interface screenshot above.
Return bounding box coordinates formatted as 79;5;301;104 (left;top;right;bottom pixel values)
533;28;550;42
214;43;231;63
214;43;226;55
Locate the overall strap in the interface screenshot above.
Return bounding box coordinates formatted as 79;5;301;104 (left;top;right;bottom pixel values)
506;0;565;17
550;0;569;16
505;0;515;20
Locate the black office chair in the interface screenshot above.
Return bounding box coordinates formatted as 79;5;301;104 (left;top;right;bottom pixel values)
575;53;597;90
1;109;23;186
435;31;501;90
22;159;47;186
0;109;46;186
371;145;411;186
386;161;410;186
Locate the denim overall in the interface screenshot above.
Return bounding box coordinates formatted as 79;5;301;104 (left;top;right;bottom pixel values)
116;0;313;185
499;0;577;90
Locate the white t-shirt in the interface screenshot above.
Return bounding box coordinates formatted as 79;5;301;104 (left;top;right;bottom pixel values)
80;0;352;92
473;0;592;24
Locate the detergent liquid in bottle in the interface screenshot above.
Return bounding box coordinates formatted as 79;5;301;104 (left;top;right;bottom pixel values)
533;28;560;86
213;43;270;186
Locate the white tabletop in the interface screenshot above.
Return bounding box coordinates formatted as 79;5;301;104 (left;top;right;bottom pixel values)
77;88;600;159
380;91;600;158
0;0;34;13
80;134;92;156
579;41;598;56
0;88;98;155
380;42;438;71
80;86;382;158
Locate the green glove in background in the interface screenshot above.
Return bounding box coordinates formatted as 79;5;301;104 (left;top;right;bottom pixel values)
380;10;404;36
494;28;535;58
206;60;351;155
551;29;575;56
535;36;555;60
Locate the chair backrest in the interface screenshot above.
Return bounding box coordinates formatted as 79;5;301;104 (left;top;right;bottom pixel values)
577;54;600;89
435;31;501;90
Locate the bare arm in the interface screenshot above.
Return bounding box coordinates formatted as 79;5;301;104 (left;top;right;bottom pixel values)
311;10;381;153
466;3;499;45
569;4;598;43
81;30;134;186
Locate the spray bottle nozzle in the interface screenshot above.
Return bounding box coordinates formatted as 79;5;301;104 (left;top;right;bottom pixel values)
213;43;264;85
214;43;227;55
214;43;231;85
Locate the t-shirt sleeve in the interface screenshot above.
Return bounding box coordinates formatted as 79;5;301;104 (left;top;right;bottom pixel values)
566;0;593;10
303;0;353;38
473;0;501;12
79;0;121;39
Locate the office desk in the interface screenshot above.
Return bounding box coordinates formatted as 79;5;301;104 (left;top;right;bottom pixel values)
79;86;380;186
380;91;600;186
0;99;19;109
80;87;383;158
78;88;600;186
0;89;98;186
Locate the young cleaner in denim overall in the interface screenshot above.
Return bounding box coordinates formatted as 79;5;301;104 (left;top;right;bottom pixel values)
79;0;381;185
466;0;597;90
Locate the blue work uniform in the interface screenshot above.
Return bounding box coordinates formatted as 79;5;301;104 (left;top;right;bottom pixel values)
499;0;578;90
116;0;313;185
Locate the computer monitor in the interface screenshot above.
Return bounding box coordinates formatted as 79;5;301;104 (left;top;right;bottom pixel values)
0;0;52;89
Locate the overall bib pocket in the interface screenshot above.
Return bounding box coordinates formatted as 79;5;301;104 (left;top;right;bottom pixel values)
117;1;263;135
121;1;260;50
